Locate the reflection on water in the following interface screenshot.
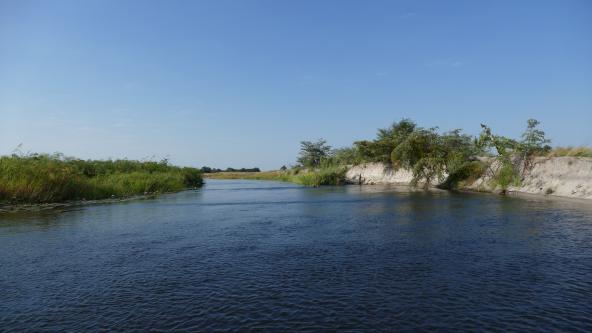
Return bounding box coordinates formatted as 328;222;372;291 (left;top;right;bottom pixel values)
1;180;591;331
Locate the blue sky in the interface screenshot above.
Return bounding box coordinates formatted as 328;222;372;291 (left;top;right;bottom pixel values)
1;0;591;169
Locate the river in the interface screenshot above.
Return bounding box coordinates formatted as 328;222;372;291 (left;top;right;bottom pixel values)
1;179;591;331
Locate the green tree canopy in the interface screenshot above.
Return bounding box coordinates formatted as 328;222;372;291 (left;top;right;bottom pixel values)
297;139;332;168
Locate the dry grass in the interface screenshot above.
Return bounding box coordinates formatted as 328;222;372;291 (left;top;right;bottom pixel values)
204;171;292;181
546;146;592;158
204;166;347;186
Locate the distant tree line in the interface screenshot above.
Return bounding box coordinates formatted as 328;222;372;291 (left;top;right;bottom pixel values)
200;166;261;173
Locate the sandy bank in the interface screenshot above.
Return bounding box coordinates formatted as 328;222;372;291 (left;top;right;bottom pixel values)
345;157;592;201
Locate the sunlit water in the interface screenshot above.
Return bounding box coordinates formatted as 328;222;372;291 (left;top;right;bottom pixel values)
1;179;591;332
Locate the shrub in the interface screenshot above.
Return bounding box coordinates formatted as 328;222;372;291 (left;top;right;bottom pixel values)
354;119;417;164
479;119;552;190
293;166;347;186
495;161;521;191
391;128;480;187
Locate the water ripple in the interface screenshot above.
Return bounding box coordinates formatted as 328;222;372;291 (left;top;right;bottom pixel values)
1;180;591;331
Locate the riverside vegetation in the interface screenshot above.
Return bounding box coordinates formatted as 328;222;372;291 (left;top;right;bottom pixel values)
213;118;590;191
4;119;590;204
0;153;203;204
205;165;347;187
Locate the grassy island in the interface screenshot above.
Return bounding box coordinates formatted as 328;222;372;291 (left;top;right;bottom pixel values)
0;153;203;204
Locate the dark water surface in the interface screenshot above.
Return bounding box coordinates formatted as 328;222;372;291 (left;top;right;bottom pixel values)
1;180;592;332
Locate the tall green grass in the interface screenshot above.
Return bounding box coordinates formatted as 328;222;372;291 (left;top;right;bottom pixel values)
291;166;347;186
0;153;203;204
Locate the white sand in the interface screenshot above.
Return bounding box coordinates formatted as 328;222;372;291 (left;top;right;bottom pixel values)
345;157;592;200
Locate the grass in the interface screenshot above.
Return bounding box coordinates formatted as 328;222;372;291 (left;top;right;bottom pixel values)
292;165;347;186
546;146;592;158
205;166;347;187
493;161;522;191
0;153;203;204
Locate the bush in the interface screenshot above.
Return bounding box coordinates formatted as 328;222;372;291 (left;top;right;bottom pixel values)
182;168;205;187
441;161;486;190
495;161;521;191
391;128;480;187
331;147;363;165
353;119;417;164
479;119;552;190
293;166;347;186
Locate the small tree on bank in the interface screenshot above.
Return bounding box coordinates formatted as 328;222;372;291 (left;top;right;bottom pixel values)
298;139;332;168
520;119;551;161
478;118;551;191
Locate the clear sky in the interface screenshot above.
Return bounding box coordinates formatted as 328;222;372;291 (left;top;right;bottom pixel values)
1;0;591;169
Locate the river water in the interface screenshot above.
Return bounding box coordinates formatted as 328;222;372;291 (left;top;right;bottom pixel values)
1;179;591;332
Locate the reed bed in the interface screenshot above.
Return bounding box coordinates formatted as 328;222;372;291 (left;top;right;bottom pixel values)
0;154;203;204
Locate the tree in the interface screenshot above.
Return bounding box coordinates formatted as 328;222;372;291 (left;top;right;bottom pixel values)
354;119;417;164
477;124;519;157
477;119;550;191
477;123;521;191
331;147;362;165
520;119;551;158
297;139;332;168
390;127;480;188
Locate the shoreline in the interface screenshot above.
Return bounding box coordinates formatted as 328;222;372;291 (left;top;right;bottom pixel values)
4;156;591;213
2;180;589;214
0;195;157;214
345;158;592;202
0;189;200;214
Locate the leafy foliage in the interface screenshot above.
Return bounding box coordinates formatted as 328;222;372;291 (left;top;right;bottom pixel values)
297;139;332;168
303;118;555;190
330;147;363;165
519;119;551;158
354;119;417;164
391;128;481;187
477;119;552;191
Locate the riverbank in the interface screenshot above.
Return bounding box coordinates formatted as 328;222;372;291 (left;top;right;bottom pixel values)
345;157;592;200
206;157;592;201
0;193;161;213
0;154;203;205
